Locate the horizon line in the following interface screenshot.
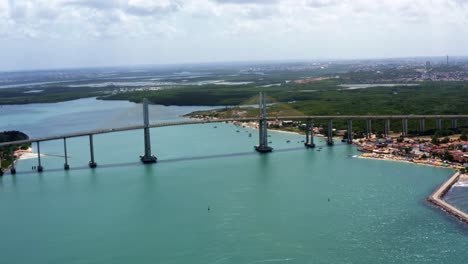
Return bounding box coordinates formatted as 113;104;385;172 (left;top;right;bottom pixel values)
2;55;468;73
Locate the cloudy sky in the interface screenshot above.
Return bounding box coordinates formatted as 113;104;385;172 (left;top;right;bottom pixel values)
1;0;468;71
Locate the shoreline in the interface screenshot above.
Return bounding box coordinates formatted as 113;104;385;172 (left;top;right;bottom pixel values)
191;117;464;171
1;147;33;174
227;119;468;224
357;154;463;170
427;172;468;224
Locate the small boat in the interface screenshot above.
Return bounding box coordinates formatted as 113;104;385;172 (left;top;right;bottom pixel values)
286;140;291;143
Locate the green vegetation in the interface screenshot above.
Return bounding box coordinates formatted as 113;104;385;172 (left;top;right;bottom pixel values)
0;131;30;173
181;81;468;134
0;64;348;105
99;79;342;106
0;85;111;105
101;81;468;116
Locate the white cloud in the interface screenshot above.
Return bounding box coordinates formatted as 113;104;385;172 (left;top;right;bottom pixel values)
2;0;468;40
1;0;468;70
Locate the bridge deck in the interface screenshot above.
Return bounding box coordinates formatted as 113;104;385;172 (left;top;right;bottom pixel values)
1;115;467;147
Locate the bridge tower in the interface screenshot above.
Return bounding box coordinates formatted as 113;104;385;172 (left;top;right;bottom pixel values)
304;119;316;148
63;138;70;170
36;142;43;172
347;119;353;144
327;120;334;146
10;146;16;175
141;98;158;163
88;135;97;168
255;92;273;153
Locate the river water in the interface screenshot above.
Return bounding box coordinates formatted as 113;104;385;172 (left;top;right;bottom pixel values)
0;98;467;264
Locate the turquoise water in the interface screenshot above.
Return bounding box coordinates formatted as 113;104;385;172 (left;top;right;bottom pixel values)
0;99;467;264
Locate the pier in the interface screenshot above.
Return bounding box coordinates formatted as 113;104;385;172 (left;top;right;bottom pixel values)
427;172;468;224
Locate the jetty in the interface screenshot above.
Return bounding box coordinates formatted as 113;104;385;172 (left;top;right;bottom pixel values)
427;172;468;224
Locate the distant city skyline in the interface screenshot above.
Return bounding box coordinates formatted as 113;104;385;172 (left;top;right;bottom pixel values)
1;0;468;71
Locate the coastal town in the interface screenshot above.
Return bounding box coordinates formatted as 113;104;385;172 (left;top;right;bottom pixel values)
356;135;468;170
224;118;468;172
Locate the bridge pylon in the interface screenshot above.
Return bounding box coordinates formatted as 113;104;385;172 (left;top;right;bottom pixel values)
418;118;425;134
63;138;70;170
255;92;273;153
141;98;157;163
436;119;442;130
36;142;44;172
304;119;316;148
347;119;353;144
10;146;16;175
366;119;372;139
401;118;408;137
384;119;390;137
88;135;97;168
451;119;458;129
327;120;334;146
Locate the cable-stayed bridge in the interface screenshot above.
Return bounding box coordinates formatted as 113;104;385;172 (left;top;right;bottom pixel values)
1;92;467;174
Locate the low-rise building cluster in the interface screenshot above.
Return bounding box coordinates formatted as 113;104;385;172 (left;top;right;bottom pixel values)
358;137;468;170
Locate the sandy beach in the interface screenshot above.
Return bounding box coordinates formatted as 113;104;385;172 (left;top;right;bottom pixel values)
358;153;463;170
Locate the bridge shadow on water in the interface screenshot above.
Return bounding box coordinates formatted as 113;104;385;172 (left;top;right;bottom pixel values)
6;144;351;176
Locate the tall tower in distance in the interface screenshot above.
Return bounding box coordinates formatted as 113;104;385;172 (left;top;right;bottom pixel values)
447;55;449;65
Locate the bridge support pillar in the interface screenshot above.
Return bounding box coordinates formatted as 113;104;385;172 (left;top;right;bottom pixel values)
88;135;97;168
255;92;273;153
10;146;16;175
63;138;70;170
36;142;43;172
384;119;390;137
366;119;372;139
419;118;425;134
141;98;157;163
436;119;442;130
304;119;315;148
347;119;353;144
401;119;408;137
451;119;458;129
327;120;334;146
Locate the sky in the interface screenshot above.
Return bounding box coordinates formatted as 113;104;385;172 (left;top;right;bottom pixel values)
1;0;468;71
